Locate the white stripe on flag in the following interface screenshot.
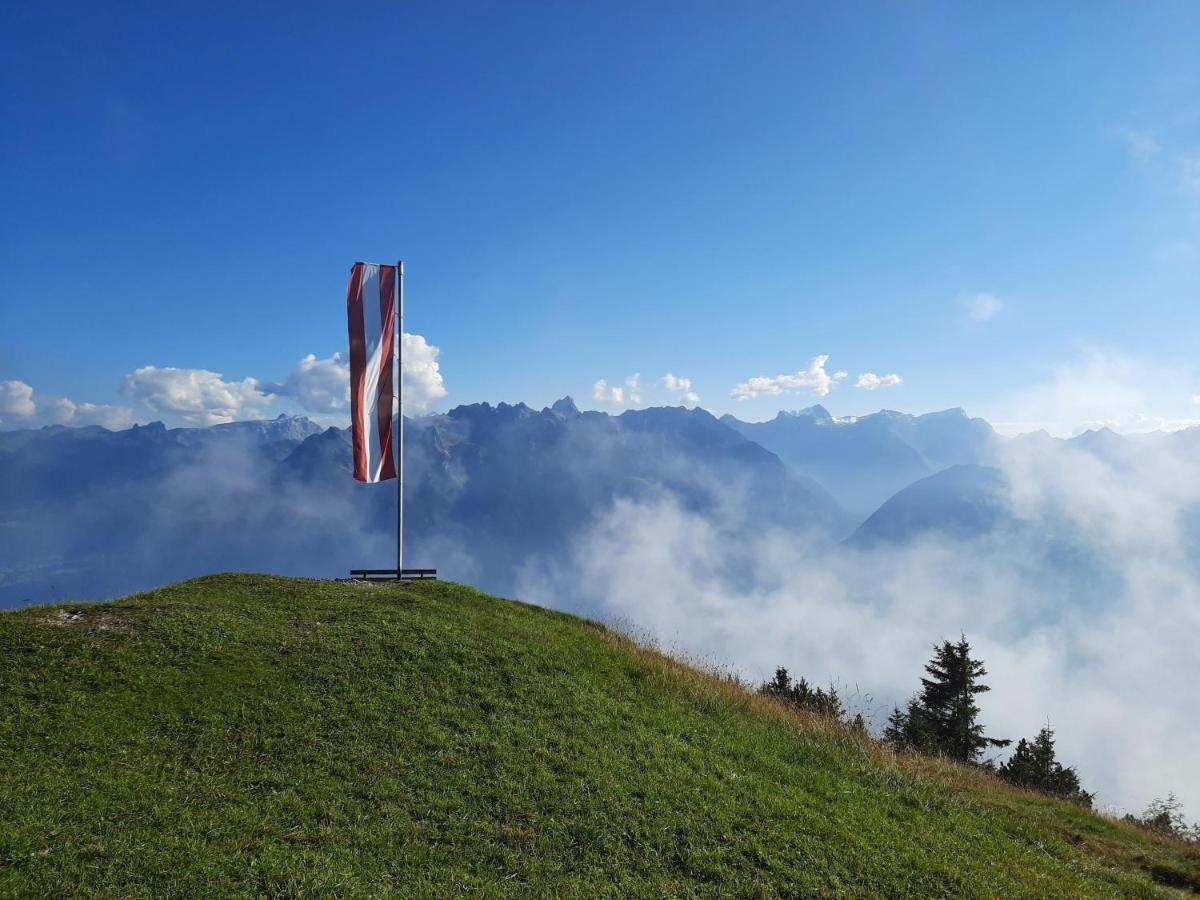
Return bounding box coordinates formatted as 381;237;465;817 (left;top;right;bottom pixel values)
360;265;386;481
347;262;396;484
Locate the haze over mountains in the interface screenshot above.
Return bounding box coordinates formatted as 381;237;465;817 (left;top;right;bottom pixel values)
0;400;843;607
2;399;1196;608
4;398;1200;813
721;405;998;517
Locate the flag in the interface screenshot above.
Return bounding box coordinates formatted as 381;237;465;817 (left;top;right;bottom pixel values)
346;262;397;482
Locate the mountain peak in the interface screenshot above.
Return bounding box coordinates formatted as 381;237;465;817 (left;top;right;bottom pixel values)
550;396;580;418
777;404;833;423
917;407;969;421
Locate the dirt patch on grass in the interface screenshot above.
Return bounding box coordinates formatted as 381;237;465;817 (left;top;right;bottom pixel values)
334;578;386;589
33;606;153;634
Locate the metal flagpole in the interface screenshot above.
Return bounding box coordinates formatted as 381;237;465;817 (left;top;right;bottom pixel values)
396;259;404;577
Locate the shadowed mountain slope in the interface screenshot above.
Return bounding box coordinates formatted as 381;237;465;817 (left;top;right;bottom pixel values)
849;464;1014;547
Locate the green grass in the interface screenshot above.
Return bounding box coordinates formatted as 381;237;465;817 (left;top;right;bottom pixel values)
0;574;1196;897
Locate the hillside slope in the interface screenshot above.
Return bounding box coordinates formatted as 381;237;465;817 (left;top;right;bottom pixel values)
1;575;1196;897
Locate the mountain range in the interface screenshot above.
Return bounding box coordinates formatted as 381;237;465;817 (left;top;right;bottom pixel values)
721;405;998;516
2;400;1195;607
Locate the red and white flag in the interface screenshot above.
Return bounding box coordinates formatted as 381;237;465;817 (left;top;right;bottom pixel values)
346;262;397;483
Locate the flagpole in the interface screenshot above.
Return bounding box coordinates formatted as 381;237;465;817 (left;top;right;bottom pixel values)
396;259;404;577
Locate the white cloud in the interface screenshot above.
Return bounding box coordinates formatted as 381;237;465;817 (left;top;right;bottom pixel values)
730;355;847;401
0;379;135;431
400;332;448;411
122;366;271;426
662;373;690;392
594;373;649;406
266;353;350;414
50;398;135;430
661;373;699;407
252;332;447;419
0;380;36;419
593;378;625;405
625;373;642;405
856;372;902;390
988;348;1200;437
960;292;1006;323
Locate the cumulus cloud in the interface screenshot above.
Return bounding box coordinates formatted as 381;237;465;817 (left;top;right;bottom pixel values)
661;373;700;406
592;371;702;407
265;353;350;414
50;398;135;430
0;380;36;419
262;332;445;417
592;373;644;406
856;372;902;390
0;379;135;431
121;366;271;427
625;373;642;405
730;355;846;401
662;373;690;393
400;332;448;411
960;292;1006;323
592;379;623;404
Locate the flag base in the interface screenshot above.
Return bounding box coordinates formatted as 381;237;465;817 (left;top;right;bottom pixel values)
349;568;437;582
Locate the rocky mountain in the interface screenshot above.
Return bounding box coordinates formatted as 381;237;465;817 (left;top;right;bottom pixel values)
721;406;997;516
6;401;1193;610
0;401;849;606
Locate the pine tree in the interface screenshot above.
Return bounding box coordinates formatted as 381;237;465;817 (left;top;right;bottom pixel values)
759;667;844;720
762;666;792;700
883;695;934;752
998;725;1092;807
916;636;1009;762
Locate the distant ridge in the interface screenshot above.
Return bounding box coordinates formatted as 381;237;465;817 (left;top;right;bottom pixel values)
722;406;997;516
848;464;1013;547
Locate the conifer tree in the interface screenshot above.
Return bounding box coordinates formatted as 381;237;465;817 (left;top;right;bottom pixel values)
883;695;934;752
999;725;1093;807
762;666;792;700
759;667;844;719
916;635;1009;762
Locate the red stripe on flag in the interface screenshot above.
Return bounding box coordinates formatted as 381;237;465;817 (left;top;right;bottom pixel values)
346;263;369;482
376;265;397;481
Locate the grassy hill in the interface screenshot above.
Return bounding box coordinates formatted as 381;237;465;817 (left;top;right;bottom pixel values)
1;575;1196;897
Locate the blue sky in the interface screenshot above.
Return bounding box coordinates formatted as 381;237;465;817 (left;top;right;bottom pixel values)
2;2;1198;434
